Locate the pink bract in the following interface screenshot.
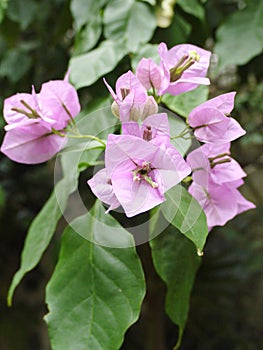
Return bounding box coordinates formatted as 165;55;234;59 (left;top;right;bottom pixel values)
136;58;163;90
189;181;255;230
187;143;246;187
157;42;211;96
188;92;245;143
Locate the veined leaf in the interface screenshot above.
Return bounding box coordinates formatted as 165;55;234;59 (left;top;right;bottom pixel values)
69;40;127;89
45;201;145;350
103;0;156;52
150;224;201;349
214;0;263;69
177;0;205;22
70;0;108;30
7;173;79;306
161;185;208;252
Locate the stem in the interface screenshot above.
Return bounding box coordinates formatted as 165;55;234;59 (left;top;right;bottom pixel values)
171;127;191;140
173;327;184;350
51;128;106;147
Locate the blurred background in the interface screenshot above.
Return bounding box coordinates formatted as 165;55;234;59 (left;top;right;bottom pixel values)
0;0;262;349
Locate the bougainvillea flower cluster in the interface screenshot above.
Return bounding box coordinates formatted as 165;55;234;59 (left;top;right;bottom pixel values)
0;42;255;227
186;94;255;230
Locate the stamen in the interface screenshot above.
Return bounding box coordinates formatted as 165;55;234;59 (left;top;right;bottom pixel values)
170;50;200;82
20;100;40;118
210;158;231;168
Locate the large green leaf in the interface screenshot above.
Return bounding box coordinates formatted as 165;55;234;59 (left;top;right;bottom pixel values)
162;85;209;118
70;0;108;30
103;0;156;52
7;173;79;306
150;224;201;348
45;201;145;350
161;185;208;253
69;40;127;89
214;0;263;69
177;0;205;21
74;16;102;55
6;0;38;29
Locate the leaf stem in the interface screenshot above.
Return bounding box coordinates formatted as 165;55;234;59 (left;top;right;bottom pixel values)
51;128;106;147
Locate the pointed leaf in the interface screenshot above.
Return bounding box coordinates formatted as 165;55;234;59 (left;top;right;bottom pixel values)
214;0;263;69
177;0;205;21
150;224;201;348
161;185;208;252
70;0;108;30
7;173;79;305
69;40;127;89
103;0;156;52
45;201;145;350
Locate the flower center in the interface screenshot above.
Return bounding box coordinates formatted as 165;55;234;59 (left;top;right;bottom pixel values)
170;50;200;82
132;161;158;188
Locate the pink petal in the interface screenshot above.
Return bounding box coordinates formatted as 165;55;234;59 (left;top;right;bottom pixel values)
1;124;66;164
87;168;120;212
111;167;165;217
193;92;236;115
38;80;80;130
189;182;238;228
3;93;41;126
136;58;163;90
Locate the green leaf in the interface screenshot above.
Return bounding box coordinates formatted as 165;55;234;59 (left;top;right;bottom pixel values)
7;173;79;306
70;0;108;30
162;85;209;118
150;224;201;348
103;0;156;52
74;16;102;55
6;0;38;29
0;49;32;83
177;0;205;22
161;185;208;252
69;40;127;89
45;201;145;350
214;0;263;69
0;0;8;23
166;111;192;156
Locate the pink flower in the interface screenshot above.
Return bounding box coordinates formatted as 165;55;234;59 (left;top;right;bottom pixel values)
104;71;158;122
189;180;255;230
157;42;211;96
188;92;245;143
1;78;80;164
187;142;246;187
136;58;163;90
88;133;191;217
